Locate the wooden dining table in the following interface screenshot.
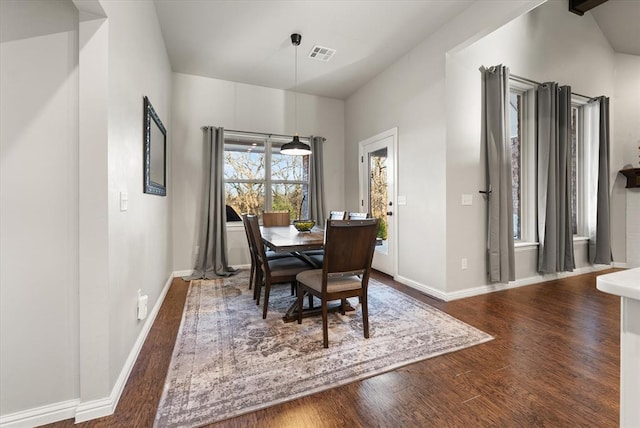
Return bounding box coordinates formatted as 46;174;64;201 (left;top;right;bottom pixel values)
260;225;355;322
260;225;324;268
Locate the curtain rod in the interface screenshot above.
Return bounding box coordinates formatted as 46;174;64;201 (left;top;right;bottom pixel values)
200;128;326;142
510;74;594;100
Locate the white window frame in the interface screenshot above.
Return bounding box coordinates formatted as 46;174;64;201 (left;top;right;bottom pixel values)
509;80;536;245
223;132;311;225
571;97;589;239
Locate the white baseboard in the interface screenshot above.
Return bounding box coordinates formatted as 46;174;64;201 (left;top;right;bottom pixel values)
0;399;79;428
173;269;194;278
612;261;629;268
74;271;174;422
1;272;174;427
396;264;616;302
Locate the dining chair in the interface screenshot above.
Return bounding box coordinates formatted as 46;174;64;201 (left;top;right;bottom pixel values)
246;214;313;319
295;218;379;348
329;210;347;220
242;214;292;296
262;211;290;226
347;212;369;220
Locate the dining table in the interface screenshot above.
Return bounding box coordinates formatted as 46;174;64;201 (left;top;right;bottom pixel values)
260;225;324;267
260;224;355;322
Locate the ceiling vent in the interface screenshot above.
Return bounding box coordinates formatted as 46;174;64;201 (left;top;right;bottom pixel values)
308;45;336;62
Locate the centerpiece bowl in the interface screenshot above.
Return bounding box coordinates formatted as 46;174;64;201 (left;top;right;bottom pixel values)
293;219;315;232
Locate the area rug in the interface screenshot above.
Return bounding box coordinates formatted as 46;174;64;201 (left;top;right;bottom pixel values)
154;271;492;427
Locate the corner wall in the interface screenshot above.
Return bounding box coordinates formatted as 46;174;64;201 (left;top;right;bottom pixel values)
0;0;80;418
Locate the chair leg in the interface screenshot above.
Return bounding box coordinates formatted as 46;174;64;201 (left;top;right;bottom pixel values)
322;301;329;348
297;285;304;324
362;292;369;339
254;271;262;305
262;280;272;319
308;293;313;309
248;265;253;291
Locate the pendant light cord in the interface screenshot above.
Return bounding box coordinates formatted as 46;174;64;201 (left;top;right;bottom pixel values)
294;40;298;135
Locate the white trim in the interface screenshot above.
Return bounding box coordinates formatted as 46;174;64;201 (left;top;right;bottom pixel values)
173;269;195;277
0;399;80;428
358;127;398;278
75;272;174;422
395;264;614;302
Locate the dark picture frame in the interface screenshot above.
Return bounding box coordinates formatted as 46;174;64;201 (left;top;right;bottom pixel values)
143;96;167;196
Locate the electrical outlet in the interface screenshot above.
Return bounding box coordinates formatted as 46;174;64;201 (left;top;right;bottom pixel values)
461;258;468;270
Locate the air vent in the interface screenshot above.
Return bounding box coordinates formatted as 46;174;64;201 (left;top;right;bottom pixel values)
308;45;336;61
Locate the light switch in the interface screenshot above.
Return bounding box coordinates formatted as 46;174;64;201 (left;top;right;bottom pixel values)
397;195;407;206
461;194;473;206
120;191;128;212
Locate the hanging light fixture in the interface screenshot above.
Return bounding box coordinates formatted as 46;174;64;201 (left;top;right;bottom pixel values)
281;33;312;156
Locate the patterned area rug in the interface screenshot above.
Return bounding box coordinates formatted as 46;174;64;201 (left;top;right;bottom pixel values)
154;271;492;427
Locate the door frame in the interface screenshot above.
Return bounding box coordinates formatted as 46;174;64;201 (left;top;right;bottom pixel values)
358;127;398;278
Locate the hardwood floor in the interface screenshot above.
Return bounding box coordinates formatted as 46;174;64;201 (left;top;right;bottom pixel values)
43;269;620;427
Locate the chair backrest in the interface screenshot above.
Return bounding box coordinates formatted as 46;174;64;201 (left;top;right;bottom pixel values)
322;219;379;287
347;212;369;220
245;214;271;274
263;211;290;226
242;214;258;261
329;210;346;220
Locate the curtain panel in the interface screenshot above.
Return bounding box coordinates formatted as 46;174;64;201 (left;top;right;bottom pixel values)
481;65;515;283
186;127;236;279
588;97;612;264
536;83;575;273
308;136;326;226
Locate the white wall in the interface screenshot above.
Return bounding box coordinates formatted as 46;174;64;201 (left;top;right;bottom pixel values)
100;0;173;392
0;0;80;416
445;0;616;293
345;0;544;297
612;53;640;266
171;73;345;270
0;0;173;424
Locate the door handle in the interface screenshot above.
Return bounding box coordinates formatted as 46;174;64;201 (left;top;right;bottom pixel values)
386;211;393;216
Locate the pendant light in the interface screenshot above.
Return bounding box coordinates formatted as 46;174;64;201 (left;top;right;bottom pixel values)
281;33;312;156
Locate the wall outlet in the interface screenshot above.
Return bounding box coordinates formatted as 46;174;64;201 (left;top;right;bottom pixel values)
137;289;148;320
461;258;468;270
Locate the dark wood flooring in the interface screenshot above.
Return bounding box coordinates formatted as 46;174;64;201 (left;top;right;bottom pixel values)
43;269;620;427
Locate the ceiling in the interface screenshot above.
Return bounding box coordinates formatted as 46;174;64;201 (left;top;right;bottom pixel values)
154;0;640;100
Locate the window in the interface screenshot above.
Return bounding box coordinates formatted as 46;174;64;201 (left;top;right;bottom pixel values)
570;98;588;237
509;82;535;243
224;134;310;222
509;91;523;240
509;79;589;243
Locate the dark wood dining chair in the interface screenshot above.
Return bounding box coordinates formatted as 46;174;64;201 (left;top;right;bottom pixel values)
262;211;290;226
242;214;291;295
329;210;347;220
347;212;369;220
295;218;379;348
246;214;312;319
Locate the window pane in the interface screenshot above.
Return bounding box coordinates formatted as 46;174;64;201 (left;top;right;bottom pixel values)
272;183;309;221
510;91;522;240
571;107;578;235
270;142;309;181
225;182;264;217
224;139;265;180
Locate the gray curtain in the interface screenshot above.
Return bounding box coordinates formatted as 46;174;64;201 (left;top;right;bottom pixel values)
185;127;236;279
590;96;612;264
308;136;326;225
536;83;575;273
481;65;515;283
